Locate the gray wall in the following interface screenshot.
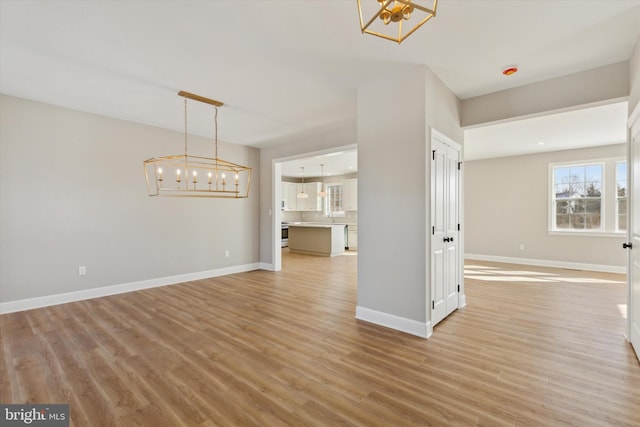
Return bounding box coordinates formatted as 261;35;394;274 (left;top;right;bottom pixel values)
357;64;462;323
462;62;630;127
464;144;627;268
0;95;260;302
631;35;640;114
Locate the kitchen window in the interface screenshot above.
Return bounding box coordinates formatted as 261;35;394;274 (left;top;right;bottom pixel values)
325;184;345;217
549;158;626;235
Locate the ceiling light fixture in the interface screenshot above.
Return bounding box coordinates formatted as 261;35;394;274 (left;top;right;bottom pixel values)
357;0;438;44
297;167;309;199
143;91;251;198
318;164;327;197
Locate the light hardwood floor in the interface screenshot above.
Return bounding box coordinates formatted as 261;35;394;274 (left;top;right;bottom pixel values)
1;251;639;426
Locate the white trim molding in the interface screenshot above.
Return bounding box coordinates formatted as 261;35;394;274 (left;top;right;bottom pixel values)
465;253;625;274
355;306;431;339
459;294;467;309
258;262;275;271
0;263;263;314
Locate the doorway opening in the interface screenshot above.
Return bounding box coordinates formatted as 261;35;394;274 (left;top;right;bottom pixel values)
272;145;358;272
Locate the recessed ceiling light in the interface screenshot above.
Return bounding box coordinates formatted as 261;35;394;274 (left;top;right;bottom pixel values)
538;141;544;145
502;65;518;76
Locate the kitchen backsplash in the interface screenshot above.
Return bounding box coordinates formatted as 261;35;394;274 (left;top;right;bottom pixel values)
282;210;357;224
301;211;357;224
282;211;303;222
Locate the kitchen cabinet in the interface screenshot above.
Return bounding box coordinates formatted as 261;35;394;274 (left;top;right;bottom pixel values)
282;182;299;211
347;224;357;250
282;182;322;211
301;182;322;211
288;224;345;256
343;179;357;211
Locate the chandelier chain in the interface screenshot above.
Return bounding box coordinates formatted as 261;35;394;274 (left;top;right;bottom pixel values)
214;107;218;159
184;97;188;156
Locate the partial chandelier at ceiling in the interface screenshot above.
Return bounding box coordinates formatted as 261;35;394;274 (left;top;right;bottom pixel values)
357;0;438;44
143;91;251;198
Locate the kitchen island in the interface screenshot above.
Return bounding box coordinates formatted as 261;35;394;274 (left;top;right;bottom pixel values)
287;223;346;257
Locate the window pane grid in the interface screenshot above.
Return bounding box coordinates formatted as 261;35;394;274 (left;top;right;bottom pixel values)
326;184;344;217
616;161;627;231
552;163;602;231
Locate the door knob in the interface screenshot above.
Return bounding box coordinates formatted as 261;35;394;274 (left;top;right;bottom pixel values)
443;237;450;242
623;242;633;249
450;237;454;242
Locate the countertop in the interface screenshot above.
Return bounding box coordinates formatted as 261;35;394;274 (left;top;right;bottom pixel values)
287;222;347;228
284;222;356;227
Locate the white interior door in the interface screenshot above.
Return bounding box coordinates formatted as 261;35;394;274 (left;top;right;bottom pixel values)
430;132;460;327
628;108;640;361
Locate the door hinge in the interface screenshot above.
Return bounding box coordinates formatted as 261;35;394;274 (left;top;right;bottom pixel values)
432;226;435;235
623;242;633;249
432;150;436;160
457;284;460;292
432;301;435;310
458;161;462;170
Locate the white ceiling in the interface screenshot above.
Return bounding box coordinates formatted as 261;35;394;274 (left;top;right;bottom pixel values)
1;1;639;156
281;149;357;178
465;101;629;161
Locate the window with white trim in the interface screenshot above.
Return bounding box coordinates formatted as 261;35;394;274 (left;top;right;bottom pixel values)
549;158;626;235
616;161;627;231
552;163;603;230
325;184;345;217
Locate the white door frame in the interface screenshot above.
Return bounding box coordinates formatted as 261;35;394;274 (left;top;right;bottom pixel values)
627;102;640;361
428;128;465;336
271;144;358;272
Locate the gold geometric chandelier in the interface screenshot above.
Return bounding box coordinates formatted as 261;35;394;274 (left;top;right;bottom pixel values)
143;91;251;198
357;0;438;44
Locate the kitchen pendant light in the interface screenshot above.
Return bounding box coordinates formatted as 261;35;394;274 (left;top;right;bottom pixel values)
143;91;251;198
297;166;309;199
318;164;327;197
357;0;438;44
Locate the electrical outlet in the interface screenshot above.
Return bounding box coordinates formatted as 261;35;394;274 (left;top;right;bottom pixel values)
519;244;525;251
78;266;87;276
225;250;230;258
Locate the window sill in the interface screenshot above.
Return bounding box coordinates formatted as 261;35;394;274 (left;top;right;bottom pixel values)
548;230;626;238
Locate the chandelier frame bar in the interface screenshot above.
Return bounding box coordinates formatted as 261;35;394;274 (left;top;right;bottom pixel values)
357;0;438;44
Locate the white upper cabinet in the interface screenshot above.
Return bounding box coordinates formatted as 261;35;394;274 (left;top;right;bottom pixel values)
301;182;322;211
282;182;298;211
343;179;357;211
282;181;322;211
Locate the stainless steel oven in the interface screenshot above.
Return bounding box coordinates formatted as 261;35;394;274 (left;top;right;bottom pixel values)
281;223;289;247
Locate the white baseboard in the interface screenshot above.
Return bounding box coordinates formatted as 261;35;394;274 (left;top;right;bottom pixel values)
631;321;640;363
459;294;467;309
0;263;263;314
355;306;430;339
258;262;275;271
465;253;626;274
